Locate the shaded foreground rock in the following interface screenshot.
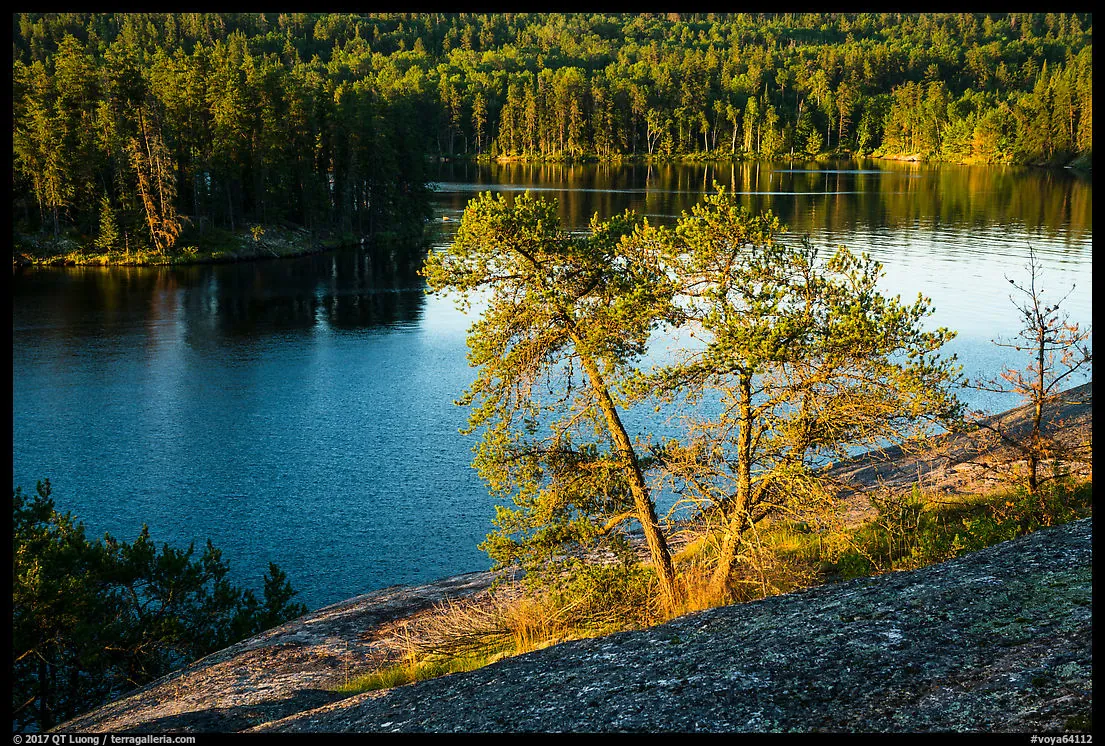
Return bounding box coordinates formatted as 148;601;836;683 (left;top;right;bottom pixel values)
59;518;1092;733
251;518;1093;733
254;517;1091;733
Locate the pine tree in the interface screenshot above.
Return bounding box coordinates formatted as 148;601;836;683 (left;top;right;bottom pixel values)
95;193;120;252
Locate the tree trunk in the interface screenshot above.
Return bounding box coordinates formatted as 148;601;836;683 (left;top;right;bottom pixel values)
571;331;679;610
1029;322;1046;504
712;501;750;599
712;370;754;596
39;656;51;730
227;183;235;233
193;171;201;231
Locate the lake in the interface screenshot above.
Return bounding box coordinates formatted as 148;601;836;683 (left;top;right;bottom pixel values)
11;160;1092;610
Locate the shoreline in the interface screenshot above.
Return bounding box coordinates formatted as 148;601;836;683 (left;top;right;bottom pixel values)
438;152;1091;171
15;155;1088;271
12;223;429;270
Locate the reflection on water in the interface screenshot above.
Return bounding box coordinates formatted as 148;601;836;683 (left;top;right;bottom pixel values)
431;159;1092;395
12;243;469;612
11;161;1092;610
432;160;1092;247
13;244;428;342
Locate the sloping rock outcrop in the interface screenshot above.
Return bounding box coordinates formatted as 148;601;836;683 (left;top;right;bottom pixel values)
59;517;1092;733
830;382;1092;498
53;572;506;733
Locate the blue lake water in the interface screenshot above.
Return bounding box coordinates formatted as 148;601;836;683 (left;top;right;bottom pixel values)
11;160;1092;610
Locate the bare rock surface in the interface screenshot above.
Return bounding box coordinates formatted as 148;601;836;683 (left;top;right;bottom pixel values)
828;382;1092;524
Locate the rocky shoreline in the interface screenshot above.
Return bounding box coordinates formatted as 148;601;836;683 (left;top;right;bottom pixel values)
53;572;506;733
826;382;1092;525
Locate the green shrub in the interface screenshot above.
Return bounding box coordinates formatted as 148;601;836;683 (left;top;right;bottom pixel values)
336;653;499;694
828;549;876;580
12;480;308;731
556;561;659;632
825;478;1092;579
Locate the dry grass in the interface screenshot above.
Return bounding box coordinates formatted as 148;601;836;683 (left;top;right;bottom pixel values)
334;582;597;694
386;583;575;661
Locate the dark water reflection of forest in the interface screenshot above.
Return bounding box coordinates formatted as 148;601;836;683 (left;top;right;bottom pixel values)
431;159;1092;245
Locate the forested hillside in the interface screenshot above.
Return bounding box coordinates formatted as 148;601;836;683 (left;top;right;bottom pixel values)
11;13;433;258
11;13;1093;258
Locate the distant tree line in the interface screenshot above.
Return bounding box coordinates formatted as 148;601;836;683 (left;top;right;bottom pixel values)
12;13;1092;250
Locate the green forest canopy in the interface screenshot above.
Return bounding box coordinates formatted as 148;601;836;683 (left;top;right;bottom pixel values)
12;13;1093;253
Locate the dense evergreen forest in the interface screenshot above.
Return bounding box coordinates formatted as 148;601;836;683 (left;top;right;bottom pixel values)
11;12;1093;259
11;13;433;259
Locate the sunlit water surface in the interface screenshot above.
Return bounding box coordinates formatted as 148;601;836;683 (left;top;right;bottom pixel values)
12;160;1091;609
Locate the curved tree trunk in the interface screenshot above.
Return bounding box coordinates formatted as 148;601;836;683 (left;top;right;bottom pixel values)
571;331;679;610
